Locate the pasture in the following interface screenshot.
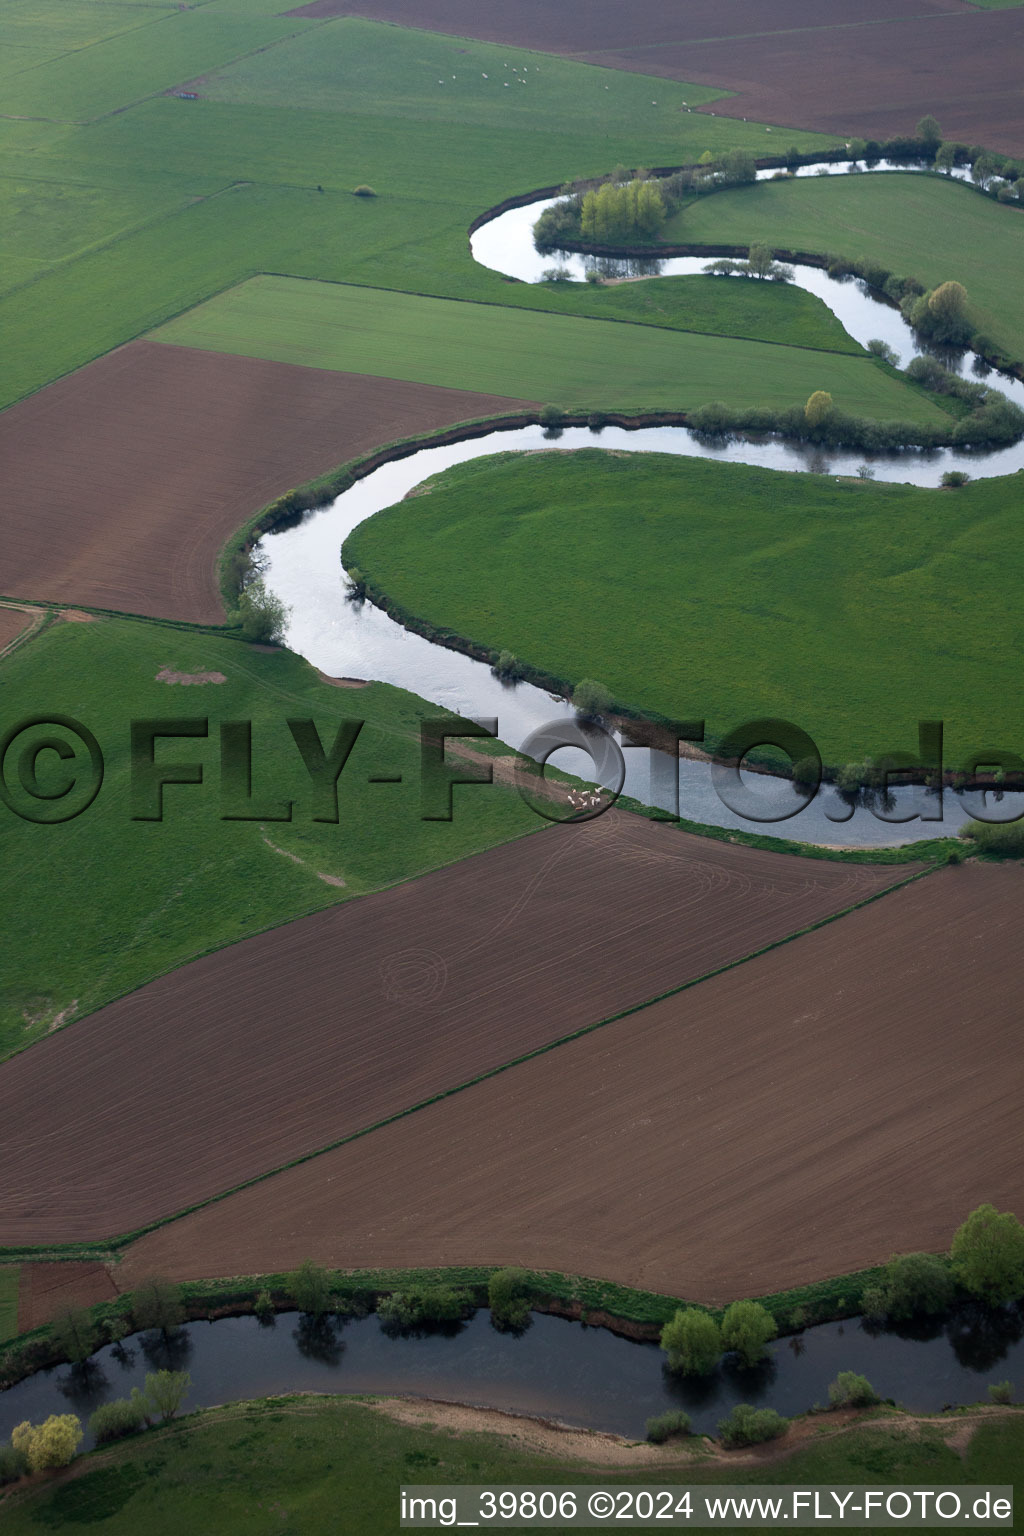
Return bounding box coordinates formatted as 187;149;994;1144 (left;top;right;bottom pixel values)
664;173;1024;364
345;449;1024;766
0;14;833;409
152;274;944;419
0;615;543;1060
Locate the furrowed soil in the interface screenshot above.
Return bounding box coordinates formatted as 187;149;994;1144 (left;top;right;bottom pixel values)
117;863;1022;1304
0;341;532;623
288;0;1024;155
0;813;916;1245
17;1262;118;1335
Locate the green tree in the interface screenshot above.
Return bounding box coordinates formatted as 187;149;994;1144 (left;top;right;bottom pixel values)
747;243;776;280
878;1252;955;1319
131;1276;185;1335
971;153;999;189
572;679;613;719
723;149;757;185
235;576;289;644
916;115;942;147
951;1204;1024;1304
287;1259;334;1319
934;142;957;175
142;1369;191;1422
50;1307;98;1366
488;1268;532;1331
11;1415;82;1472
721;1300;777;1366
660;1308;721;1375
804;390;835;429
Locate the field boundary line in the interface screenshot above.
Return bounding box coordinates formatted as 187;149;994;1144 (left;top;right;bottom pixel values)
99;859;939;1253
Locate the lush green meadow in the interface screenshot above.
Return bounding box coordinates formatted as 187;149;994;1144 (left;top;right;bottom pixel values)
0;1398;1019;1535
555;273;864;353
346;449;1024;766
664;173;1024;362
0;617;543;1060
152;274;943;419
0;11;835;409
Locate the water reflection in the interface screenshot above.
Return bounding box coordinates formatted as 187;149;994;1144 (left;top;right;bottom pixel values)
1;1305;1022;1450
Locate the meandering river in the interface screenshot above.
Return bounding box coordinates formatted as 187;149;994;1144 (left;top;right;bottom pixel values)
261;167;1024;846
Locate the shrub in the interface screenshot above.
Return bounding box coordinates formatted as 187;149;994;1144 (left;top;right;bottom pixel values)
828;1371;880;1408
861;1285;889;1323
254;1288;275;1323
572;678;613;719
378;1285;470;1328
951;1204;1024;1303
645;1409;691;1444
105;1314;130;1345
352;184;376;197
958;821;1024;858
941;470;970;488
131;1276;185;1335
0;1444;28;1485
867;338;900;366
345;565;367;600
541;265;573;283
491;650;524;682
287;1259;334;1319
660;1309;722;1376
587;411;609;430
89;1396;148;1444
989;1380;1014;1405
488;1268;532;1331
538;404;563;428
12;1415;83;1472
718;1404;788;1448
721;1300;777;1367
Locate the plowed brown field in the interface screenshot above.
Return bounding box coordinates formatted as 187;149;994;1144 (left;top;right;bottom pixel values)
0;609;32;654
119;863;1022;1304
0;342;532;623
0;812;916;1245
289;0;1024;156
17;1263;118;1335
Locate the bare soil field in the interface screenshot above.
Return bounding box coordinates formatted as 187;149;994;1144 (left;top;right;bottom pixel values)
0;608;34;655
0;341;531;624
292;1;1024;155
17;1262;118;1335
0;813;915;1245
117;863;1023;1305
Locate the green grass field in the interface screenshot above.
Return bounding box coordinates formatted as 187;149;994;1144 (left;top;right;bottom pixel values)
0;12;835;408
345;449;1024;766
0;1267;19;1345
663;173;1024;362
544;272;864;354
152;274;943;419
0;616;544;1060
0;1398;1019;1535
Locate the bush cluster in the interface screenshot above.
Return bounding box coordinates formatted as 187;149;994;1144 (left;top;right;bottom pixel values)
958;821;1024;858
828;1371;880;1408
377;1285;471;1329
645;1409;691;1444
661;1300;776;1375
718;1404;788;1448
